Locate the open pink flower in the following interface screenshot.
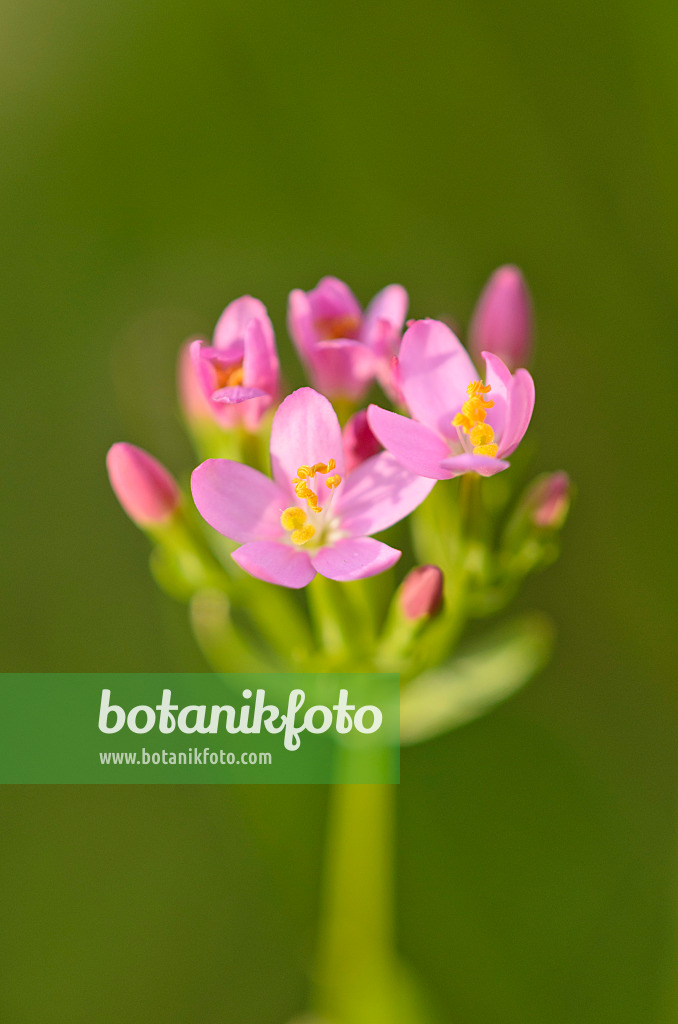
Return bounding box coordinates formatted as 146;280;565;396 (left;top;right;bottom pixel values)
191;387;434;588
287;277;408;401
367;319;535;480
190;295;280;430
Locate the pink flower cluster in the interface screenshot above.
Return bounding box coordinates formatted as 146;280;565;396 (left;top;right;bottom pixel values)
109;269;537;588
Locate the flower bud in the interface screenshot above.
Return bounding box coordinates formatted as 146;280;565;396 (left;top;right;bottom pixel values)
525;472;571;529
399;565;444;621
106;443;180;527
342;410;382;473
469;265;533;370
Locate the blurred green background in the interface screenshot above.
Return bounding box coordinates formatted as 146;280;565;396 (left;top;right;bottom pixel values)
2;0;677;1020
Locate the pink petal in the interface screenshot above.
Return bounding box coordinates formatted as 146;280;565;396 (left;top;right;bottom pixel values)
367;405;454;479
362;284;408;355
335;451;435;537
191;460;287;543
308;276;362;327
399;319;478;437
212;385;268;404
399;317;477;434
287;288;317;356
311;537;401;582
482;351;512;441
269;388;345;500
309;340;376;400
242;316;278;395
439;453;510;477
497;367;535;457
213;295;274;351
232;541;316;589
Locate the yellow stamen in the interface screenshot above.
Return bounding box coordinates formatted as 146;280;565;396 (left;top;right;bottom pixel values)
453;379;499;458
214;362;244;388
290;458;341;513
314;315;361;340
280;507;307;531
280;506;316;546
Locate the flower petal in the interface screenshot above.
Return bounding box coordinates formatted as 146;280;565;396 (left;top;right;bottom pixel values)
309;340;376;400
398;319;478;437
497;366;535;457
213;295;274;351
287;288;317;356
212;385;268;404
361;284;408;355
312;537;401;581
232;541;316;588
270;387;345;499
242;316;278;395
191;460;287;543
367;405;454;479
336;451;435;537
308;276;362;327
482;351;510;440
439;453;510;477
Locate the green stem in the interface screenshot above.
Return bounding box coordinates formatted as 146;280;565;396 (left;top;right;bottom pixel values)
315;774;398;1024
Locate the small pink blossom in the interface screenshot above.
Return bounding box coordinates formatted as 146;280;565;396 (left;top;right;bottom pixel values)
191;387;434;588
190;295;280;430
469;265;533;371
368;319;535;480
107;443;180;527
287;276;408;400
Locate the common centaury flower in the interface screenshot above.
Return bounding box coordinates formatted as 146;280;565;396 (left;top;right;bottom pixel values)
191;387;434;588
190;295;280;430
287;276;408;401
368;319;535;479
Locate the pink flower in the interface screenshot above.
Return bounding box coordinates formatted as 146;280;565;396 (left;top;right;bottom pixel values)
469;265;533;371
367;319;535;480
107;443;180;527
190;295;280;430
287;276;408;400
191;387;434;589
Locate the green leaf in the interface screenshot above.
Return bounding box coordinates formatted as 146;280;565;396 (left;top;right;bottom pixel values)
400;614;554;745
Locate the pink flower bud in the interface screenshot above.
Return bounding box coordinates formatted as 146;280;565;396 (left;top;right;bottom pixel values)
106;443;180;527
525;472;570;529
399;565;444;621
469;265;533;370
342;410;382;473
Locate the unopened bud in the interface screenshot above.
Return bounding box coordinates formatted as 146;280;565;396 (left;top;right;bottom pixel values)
342;410;382;473
469;265;533;370
106;443;180;527
524;472;571;529
400;565;444;621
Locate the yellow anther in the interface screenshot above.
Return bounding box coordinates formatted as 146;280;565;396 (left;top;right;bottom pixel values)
469;422;495;448
281;507;316;545
290;457;341;513
214;361;245;389
291;523;316;545
453;379;498;458
280;507;307;531
473;443;499;458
